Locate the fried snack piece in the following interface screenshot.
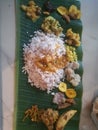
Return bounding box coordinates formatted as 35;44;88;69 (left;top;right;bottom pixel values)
41;108;59;130
23;105;40;122
23;106;59;130
58;98;76;109
56;110;77;130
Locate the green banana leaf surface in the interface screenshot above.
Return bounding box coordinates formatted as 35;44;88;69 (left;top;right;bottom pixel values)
14;0;83;130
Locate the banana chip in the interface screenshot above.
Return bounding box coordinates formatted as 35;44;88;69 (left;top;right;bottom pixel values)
69;5;81;19
58;82;67;92
57;6;68;15
65;88;77;99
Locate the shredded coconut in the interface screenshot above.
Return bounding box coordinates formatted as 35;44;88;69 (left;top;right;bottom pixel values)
23;31;66;93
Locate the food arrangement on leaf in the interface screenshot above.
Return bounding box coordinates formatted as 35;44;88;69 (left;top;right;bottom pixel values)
15;0;83;130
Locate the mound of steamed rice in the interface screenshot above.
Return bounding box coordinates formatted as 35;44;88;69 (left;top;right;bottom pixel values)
23;31;66;93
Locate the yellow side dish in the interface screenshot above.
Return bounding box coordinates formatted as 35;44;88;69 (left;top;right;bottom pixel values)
65;28;80;46
41;16;63;36
66;45;77;62
21;1;41;22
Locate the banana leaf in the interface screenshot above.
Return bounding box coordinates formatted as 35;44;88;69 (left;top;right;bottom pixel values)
14;0;83;130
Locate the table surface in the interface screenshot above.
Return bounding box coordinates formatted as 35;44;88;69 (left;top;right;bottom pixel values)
0;0;98;130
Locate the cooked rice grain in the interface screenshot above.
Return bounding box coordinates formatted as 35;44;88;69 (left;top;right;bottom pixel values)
23;31;66;93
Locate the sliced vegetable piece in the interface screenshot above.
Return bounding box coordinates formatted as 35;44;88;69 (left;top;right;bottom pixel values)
62;14;70;23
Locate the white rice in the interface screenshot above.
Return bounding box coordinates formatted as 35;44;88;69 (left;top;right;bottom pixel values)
23;31;66;93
